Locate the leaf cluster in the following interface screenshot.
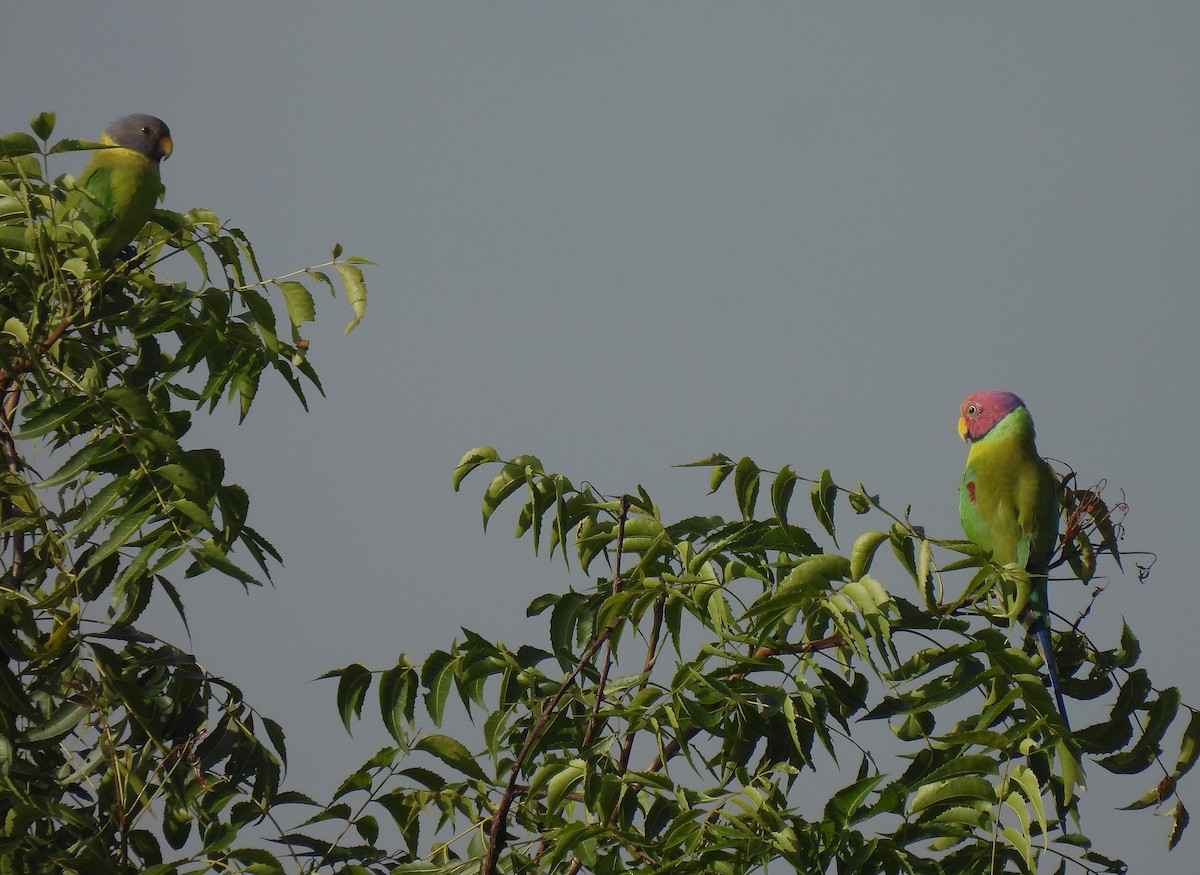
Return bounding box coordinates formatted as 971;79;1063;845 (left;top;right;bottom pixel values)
310;450;1193;874
0;113;370;873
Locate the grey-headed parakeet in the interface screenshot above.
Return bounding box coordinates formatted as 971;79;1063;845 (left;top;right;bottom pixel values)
76;114;172;263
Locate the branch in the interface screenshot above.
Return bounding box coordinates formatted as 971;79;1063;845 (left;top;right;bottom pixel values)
0;313;74;385
616;594;665;776
482;498;632;875
580;495;630;751
0;380;25;584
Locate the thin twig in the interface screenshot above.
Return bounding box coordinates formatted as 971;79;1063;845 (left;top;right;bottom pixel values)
616;594;665;776
0;379;25;583
580;495;630;751
0;313;74;384
482;498;632;875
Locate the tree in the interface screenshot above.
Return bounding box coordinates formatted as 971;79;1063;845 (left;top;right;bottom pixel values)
1;112;1193;874
0;112;367;873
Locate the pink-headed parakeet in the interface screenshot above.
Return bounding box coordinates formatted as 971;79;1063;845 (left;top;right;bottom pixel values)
958;389;1069;730
76;114;172;263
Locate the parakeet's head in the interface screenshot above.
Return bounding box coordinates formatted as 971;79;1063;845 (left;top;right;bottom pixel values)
101;114;173;163
958;390;1025;442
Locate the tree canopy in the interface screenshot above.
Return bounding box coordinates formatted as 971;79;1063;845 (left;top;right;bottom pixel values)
0;112;1193;874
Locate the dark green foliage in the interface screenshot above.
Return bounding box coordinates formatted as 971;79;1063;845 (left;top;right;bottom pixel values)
0;114;368;873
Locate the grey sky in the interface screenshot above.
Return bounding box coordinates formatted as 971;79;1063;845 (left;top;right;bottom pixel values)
6;3;1199;870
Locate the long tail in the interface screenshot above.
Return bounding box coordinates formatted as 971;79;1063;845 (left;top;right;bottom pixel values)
1028;578;1070;731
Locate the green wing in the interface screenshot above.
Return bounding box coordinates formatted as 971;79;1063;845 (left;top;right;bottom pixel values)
77;150;161;263
960;417;1068;728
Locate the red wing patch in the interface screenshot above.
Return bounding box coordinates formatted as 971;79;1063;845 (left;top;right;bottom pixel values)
965;481;976;503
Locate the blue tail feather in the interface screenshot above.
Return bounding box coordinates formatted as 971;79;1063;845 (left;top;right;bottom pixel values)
1030;615;1070;731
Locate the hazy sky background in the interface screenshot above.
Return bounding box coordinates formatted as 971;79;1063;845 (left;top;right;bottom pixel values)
6;3;1199;870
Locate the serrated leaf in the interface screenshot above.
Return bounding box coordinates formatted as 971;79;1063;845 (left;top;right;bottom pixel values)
1169;800;1189;851
810;468;837;544
83;504;155;571
732;456;760;519
769;465;797;525
481;455;542;529
910;776;997;815
421;650;455;726
29;112;55;140
20;700;90;743
38;435;121;487
334;663;372;734
414;733;488;781
13;396;90;439
452;446;500;490
335;261;368;333
850;530;888;582
72;475;135;536
824;774;885;827
546;758;586;814
276;280;315;327
1174;708;1200;781
380;664;417;743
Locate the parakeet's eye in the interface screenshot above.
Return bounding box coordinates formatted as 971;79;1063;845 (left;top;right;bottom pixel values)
966;404;979;416
140;127;152;135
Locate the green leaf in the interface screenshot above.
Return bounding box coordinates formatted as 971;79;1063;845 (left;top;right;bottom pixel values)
421;650;455;726
38;434;122;487
186;539;260;585
333;663;372;734
824;774;885;827
810;468;837;544
546;758;587;814
1174;707;1200;780
910;776;997;815
103;385;156;425
732;456;760;519
335;261;368;333
414;733;488;781
679;453;733;490
549;591;591;660
380;663;417;743
155;463;205;495
14;395;90;438
20;700;91;743
770;465;798;524
2;317;29;345
83;504;155;571
1169;800;1189;851
0;131;39;158
29;111;55;140
227;848;284;873
0;660;35;718
71;475;135;536
850;530;888;582
481;455;543;529
276;280;315;327
453;445;500;491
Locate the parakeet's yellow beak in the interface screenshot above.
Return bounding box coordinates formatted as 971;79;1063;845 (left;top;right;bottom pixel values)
957;416;969;442
159;135;173;160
